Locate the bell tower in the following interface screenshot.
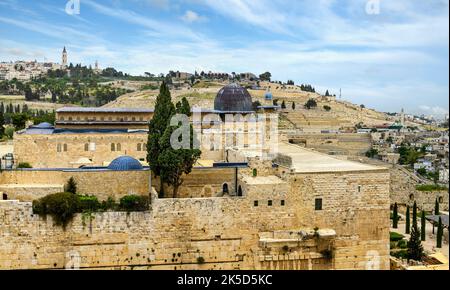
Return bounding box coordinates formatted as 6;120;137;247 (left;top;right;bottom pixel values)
62;46;68;67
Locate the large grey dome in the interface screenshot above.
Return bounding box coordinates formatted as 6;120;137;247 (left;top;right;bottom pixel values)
214;83;253;112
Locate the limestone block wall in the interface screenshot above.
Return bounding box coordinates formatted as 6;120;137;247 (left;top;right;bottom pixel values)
0;170;390;270
0;170;150;201
13;133;148;168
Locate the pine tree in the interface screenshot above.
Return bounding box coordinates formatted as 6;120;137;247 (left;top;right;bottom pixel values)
407;225;424;262
405;205;410;234
421;210;426;241
435;199;440;215
65;177;77;194
393;203;398;229
436;217;443;248
147;82;175;198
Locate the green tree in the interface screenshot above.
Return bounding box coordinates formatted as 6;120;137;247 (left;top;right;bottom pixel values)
176;97;191;116
147;82;175;197
11;113;29;130
292;102;296;110
436;217;443;248
65;177;77;194
407;225;424;262
393;203;398;229
0;109;5;137
305;99;317;110
259;72;272;82
435;198;440;215
412;201;418;230
323;105;331;112
325;90;330;96
281;101;286;109
158;122;201;198
405;205;410;234
421;210;426;241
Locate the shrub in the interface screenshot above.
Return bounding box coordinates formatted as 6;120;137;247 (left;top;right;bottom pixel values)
323;105;331;112
65;177;77;194
397;239;407;249
78;195;101;212
390;232;404;242
391;249;408;259
17;162;32;169
416;184;448;192
101;197;118;211
119;195;150;212
32;192;80;228
197;257;205;264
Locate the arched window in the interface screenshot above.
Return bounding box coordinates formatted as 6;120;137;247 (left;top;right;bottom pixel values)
57;144;62;153
84;143;89;151
409;194;414;201
222;183;229;194
439;196;444;203
111;143;116;152
69;117;73;121
117;143;121;151
137;143;142;151
63;144;68;152
132;117;136;121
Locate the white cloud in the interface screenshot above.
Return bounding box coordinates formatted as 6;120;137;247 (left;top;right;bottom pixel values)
181;10;207;23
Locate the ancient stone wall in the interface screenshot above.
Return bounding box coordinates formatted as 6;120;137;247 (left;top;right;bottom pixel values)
13;133;148;168
0;169;390;270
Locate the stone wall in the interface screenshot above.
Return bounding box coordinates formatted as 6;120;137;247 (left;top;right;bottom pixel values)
13;133;149;168
288;133;372;156
0;169;151;201
0;168;390;270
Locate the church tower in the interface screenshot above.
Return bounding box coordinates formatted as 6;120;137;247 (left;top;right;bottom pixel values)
62;47;68;67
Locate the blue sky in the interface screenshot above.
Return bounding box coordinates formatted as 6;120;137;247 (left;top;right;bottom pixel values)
0;0;448;118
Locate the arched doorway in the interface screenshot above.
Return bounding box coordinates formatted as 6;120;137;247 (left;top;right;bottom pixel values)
222;183;229;195
237;185;243;197
2;193;7;200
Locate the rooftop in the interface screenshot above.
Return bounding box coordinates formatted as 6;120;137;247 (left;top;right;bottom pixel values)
56;107;154;113
277;143;385;173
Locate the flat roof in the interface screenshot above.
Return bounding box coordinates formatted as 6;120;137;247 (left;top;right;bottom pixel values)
56;107;154;113
20;128;148;135
277;143;385;173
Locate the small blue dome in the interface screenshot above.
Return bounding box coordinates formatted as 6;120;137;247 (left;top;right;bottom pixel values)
108;156;143;171
265;92;273;100
34;122;54;128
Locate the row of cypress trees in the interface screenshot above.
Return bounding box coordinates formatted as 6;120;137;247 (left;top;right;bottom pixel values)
392;199;444;262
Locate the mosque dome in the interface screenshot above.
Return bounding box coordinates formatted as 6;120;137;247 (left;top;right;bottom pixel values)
108;156;143;171
264;92;273;101
214;83;253;112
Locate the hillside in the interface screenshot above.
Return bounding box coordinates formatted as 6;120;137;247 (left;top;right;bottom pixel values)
103;80;401;129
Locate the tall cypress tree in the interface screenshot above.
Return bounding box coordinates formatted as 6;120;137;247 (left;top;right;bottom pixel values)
147;82;175;198
412;201;418;230
436;217;443;248
406;206;410;234
0;109;5;137
393;203;398;229
421;210;426;241
407;225;424;262
435;199;440;215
